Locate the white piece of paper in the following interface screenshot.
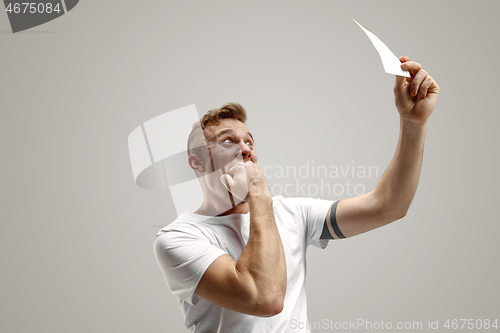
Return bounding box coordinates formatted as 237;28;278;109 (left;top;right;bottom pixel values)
353;19;410;77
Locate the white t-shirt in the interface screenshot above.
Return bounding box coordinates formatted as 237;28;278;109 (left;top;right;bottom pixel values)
154;196;335;333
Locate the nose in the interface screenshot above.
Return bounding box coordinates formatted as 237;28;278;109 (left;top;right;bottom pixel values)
237;142;252;161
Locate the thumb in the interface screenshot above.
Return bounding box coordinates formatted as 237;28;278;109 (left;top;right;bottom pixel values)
220;174;234;191
394;56;410;93
394;75;407;93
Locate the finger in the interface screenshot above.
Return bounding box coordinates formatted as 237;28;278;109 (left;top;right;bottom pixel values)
395;57;411;91
401;61;423;77
410;69;428;97
226;162;244;177
426;76;440;95
418;76;434;99
233;163;248;180
394;74;407;93
398;57;414;83
220;174;234;190
399;55;411;63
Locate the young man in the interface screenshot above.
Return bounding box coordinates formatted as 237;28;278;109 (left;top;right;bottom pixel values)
154;56;439;332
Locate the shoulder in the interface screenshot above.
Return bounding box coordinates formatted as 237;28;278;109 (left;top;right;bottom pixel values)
272;195;326;211
273;195;336;220
271;195;315;221
272;195;323;205
272;195;306;209
154;213;209;247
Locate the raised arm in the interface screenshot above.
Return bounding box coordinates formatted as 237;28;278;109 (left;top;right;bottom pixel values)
325;56;440;239
194;161;287;317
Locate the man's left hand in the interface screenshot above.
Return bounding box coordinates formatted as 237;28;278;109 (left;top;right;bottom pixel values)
394;56;440;123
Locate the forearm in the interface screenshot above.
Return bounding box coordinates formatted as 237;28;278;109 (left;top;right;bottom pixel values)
235;195;287;308
330;57;438;238
373;117;428;217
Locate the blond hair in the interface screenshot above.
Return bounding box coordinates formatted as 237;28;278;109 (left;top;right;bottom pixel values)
187;102;247;156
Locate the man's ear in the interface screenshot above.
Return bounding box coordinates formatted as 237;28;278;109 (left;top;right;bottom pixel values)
188;154;206;173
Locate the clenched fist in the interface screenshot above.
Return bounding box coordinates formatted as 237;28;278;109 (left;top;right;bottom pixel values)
220;161;271;202
394;56;440;124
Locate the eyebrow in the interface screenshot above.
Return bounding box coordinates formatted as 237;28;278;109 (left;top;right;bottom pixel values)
216;128;255;142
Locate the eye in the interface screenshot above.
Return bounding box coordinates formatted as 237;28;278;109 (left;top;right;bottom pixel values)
246;141;253;147
219;138;234;147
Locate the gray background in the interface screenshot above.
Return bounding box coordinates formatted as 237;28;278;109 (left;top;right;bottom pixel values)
1;1;498;332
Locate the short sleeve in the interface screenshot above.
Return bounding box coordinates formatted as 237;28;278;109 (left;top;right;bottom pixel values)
154;227;227;305
279;197;336;249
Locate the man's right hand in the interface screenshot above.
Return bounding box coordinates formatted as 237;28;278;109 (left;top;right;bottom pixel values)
196;162;286;317
220;161;271;202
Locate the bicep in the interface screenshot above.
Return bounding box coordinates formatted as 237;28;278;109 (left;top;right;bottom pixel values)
326;190;402;238
194;254;272;317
